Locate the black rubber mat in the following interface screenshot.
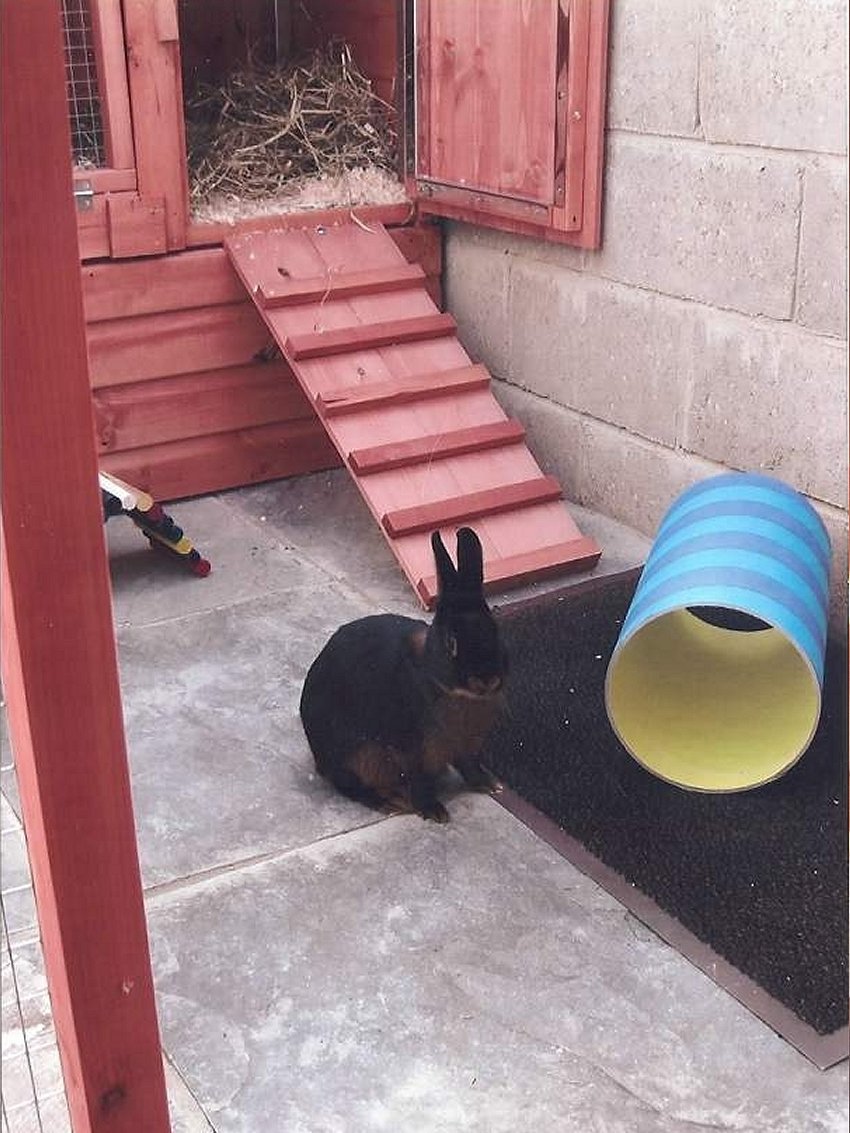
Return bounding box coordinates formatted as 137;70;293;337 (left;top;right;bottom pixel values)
488;571;848;1038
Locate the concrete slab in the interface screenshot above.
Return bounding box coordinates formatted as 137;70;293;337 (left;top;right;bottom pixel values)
225;468;647;613
118;584;381;889
146;796;847;1133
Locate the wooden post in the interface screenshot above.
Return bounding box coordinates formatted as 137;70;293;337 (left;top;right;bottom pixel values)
0;4;171;1131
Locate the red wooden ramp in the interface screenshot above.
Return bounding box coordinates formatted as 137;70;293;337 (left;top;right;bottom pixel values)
227;222;601;608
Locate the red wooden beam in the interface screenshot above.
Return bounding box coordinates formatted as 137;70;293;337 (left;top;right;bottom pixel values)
348;419;526;475
0;4;171;1131
317;363;490;417
382;476;564;537
285;312;457;360
259;263;426;308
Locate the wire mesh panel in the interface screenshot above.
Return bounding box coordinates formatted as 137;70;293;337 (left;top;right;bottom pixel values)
62;0;105;166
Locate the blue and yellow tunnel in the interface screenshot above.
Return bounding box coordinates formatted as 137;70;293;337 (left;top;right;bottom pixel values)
605;473;831;792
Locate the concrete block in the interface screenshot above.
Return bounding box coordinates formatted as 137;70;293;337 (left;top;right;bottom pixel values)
592;135;801;318
685;313;847;508
492;380;587;500
506;262;700;446
498;381;848;638
445;219;587;273
796;159;848;337
812;501;849;636
700;0;848;154
147;794;849;1133
443;226;511;376
607;0;700;136
493;380;718;536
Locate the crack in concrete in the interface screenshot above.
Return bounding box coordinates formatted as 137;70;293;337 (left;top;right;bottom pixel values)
143;816;388;907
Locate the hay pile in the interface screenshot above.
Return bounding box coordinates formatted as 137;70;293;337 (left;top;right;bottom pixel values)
185;41;407;221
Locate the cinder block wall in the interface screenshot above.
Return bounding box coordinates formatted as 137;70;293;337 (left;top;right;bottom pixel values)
445;0;848;627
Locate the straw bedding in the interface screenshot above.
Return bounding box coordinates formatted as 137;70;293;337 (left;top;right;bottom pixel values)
184;41;407;221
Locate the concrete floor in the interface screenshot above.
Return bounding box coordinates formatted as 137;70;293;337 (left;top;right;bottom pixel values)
1;468;847;1132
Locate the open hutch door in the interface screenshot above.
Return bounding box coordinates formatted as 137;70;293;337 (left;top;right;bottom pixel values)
411;0;609;248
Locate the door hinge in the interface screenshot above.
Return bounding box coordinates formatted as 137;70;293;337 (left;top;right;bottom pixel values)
74;181;94;212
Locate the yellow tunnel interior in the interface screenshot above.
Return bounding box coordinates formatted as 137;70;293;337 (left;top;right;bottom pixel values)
605;608;821;792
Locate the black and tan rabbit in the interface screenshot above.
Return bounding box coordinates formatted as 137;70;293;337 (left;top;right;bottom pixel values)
299;527;507;822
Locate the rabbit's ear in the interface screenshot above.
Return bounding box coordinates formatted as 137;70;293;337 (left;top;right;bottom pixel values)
456;527;484;591
431;530;457;595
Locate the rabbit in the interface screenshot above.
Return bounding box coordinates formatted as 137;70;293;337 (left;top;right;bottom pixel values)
299;526;507;823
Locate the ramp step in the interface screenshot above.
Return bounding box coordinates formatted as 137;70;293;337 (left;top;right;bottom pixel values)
349;419;526;475
415;537;603;608
317;364;490;418
286;313;457;360
257;263;426;308
382;476;564;538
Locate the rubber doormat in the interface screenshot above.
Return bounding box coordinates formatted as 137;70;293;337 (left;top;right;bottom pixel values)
487;570;848;1068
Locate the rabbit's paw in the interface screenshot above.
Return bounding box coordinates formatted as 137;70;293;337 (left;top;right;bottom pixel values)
455;756;495;792
419;800;450;824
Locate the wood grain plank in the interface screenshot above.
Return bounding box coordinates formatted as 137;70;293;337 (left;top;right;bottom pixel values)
259;263;426;307
101;418;340;501
416;0;558;204
416;535;603;607
106;194;168;258
318;364;490;416
122;0;188;250
388;224;443;277
89;0;135;168
1;4;171;1127
74;167;136;193
93;363;313;452
87;303;271;388
349;419;525;475
188;204;413;249
382;476;564;537
82;248;246;322
563;0;591;231
286;313;456;360
292;0;398;104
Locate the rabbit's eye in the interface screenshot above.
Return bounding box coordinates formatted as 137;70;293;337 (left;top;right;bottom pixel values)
447;633;458;658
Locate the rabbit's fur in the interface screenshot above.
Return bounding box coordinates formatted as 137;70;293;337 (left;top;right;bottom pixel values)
299;527;506;822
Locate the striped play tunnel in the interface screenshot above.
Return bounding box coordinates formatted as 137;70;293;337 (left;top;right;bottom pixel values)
605;472;831;791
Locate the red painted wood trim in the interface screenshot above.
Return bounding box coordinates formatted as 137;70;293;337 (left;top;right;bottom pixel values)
577;0;611;249
563;0;591;232
286;313;457;360
74;167;136;193
189;203;415;249
0;4;170;1129
317;363;490;417
416;536;603;608
388;224;443;277
413;0;610;250
382;476;564;537
259;263;426;307
106;194;168;258
88;0;135;169
122;0;188;251
349;419;526;475
416;183;551;224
